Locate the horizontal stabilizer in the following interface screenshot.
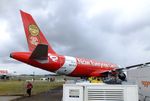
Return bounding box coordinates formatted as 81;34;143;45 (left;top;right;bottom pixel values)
30;44;48;63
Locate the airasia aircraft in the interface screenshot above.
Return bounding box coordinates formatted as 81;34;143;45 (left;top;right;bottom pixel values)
10;10;149;81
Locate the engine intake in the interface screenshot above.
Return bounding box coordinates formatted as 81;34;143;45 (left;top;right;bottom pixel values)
118;72;126;81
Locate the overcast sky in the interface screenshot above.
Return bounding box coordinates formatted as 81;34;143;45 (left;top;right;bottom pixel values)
0;0;150;74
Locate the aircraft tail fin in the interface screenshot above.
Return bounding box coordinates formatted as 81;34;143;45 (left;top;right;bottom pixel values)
20;10;56;54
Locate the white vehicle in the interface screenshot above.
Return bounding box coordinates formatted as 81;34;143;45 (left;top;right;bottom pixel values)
127;65;150;101
63;83;138;101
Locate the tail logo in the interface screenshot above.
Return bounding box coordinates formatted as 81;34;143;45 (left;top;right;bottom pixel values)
28;24;40;46
29;24;39;36
29;36;39;46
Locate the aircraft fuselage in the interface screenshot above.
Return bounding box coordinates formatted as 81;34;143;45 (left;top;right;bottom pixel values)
10;52;118;77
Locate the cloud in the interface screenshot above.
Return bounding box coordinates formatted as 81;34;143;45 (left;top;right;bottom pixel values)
0;0;150;74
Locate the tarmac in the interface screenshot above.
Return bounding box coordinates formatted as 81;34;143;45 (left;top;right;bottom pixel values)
0;96;21;101
11;86;63;101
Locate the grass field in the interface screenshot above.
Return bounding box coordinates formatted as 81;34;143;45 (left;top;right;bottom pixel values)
0;80;63;96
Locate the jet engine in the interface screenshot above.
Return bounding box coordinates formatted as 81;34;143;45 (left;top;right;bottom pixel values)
118;72;126;81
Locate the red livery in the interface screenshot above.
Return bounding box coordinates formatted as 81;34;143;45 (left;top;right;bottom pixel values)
11;10;144;81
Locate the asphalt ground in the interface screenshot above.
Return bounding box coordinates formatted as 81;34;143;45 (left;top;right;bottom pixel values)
0;96;21;101
12;86;63;101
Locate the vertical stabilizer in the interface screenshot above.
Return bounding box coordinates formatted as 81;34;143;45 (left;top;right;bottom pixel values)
20;10;56;54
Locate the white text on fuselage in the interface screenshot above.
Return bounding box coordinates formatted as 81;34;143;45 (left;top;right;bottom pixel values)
77;58;116;68
48;53;58;62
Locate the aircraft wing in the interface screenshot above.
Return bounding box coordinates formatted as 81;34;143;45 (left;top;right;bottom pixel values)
117;62;150;71
90;62;150;77
90;69;111;77
30;44;48;63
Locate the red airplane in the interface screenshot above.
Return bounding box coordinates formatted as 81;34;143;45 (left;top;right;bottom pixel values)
10;10;149;82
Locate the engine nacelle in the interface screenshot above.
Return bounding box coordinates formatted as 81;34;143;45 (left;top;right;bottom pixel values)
118;72;126;81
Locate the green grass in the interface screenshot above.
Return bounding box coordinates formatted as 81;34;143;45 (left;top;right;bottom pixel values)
0;81;63;96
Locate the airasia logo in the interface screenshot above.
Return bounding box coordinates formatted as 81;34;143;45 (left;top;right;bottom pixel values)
0;70;8;74
48;54;58;62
